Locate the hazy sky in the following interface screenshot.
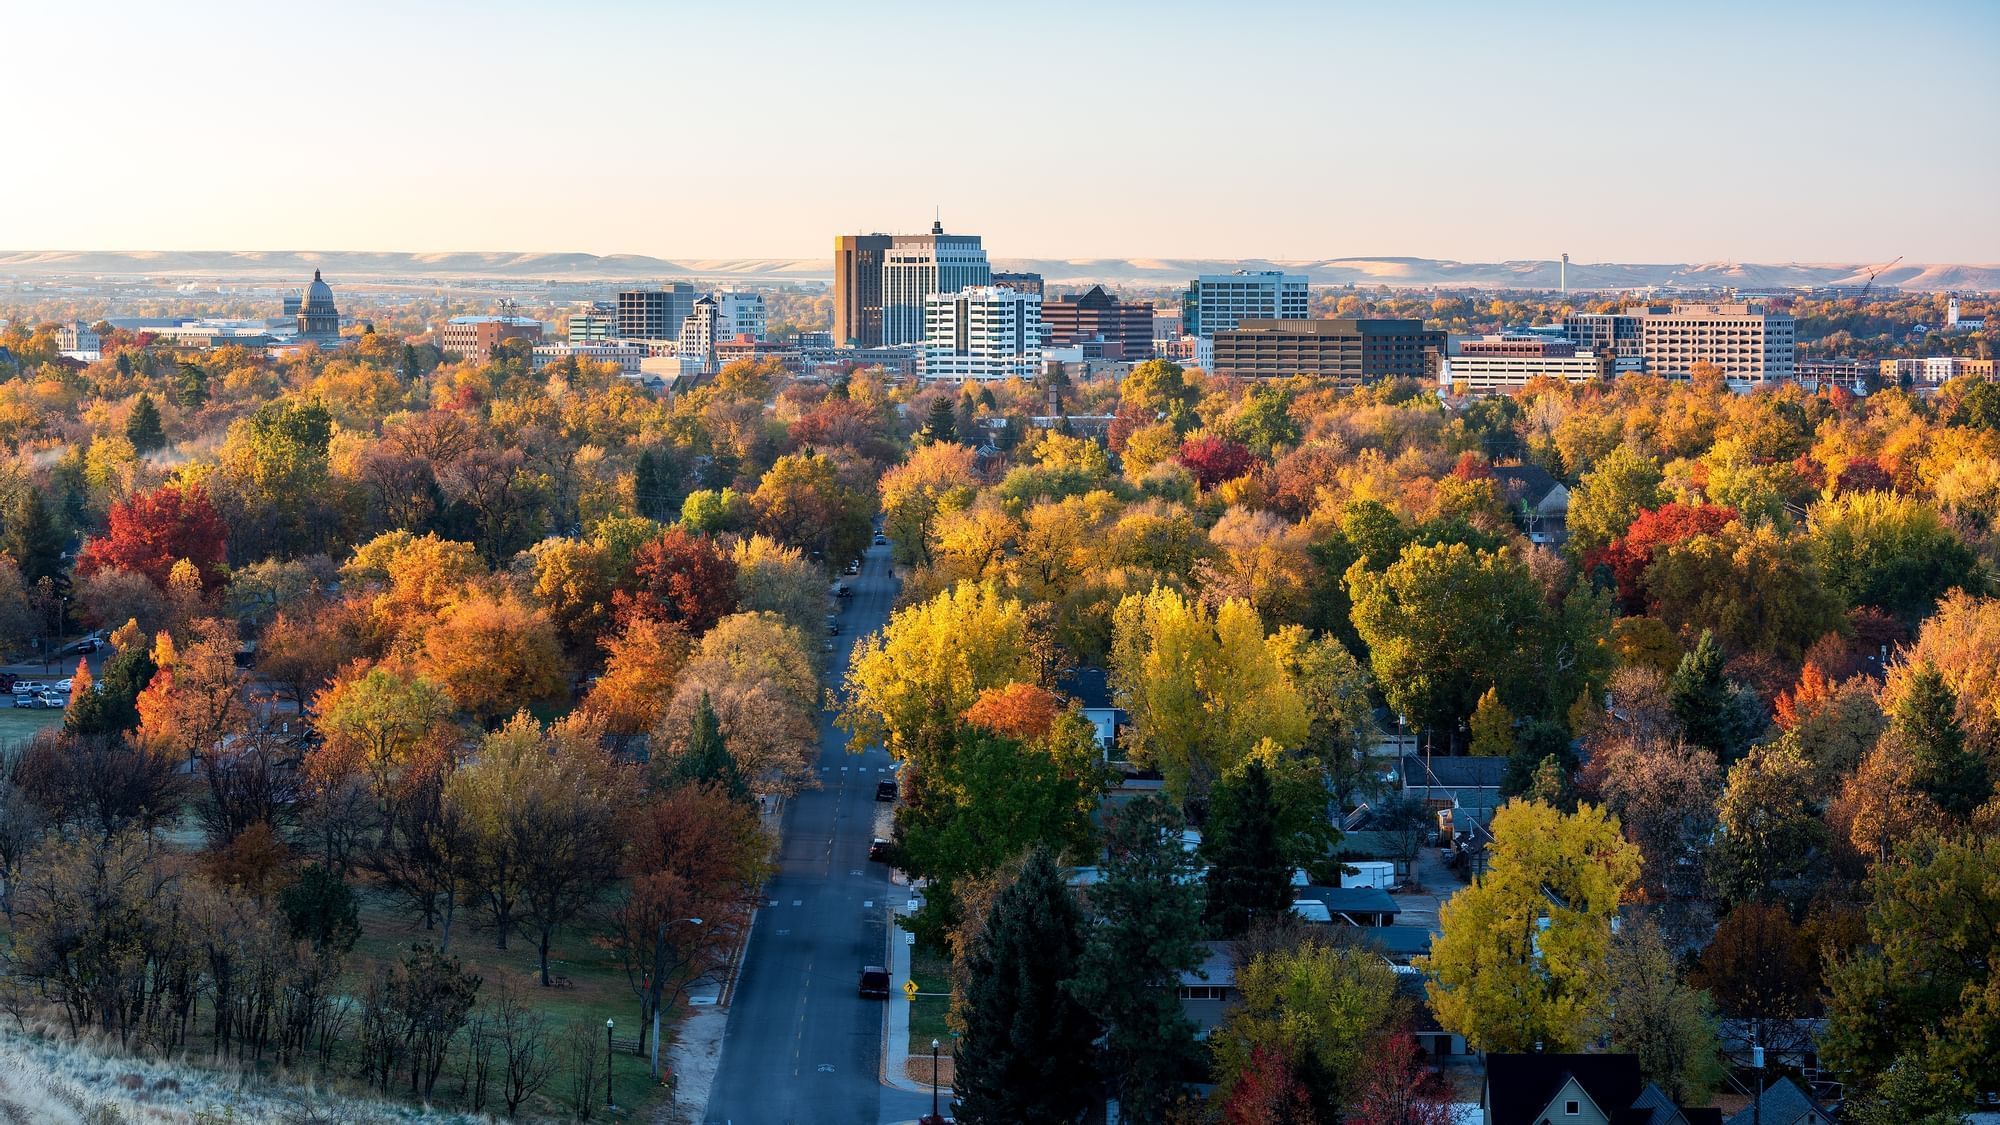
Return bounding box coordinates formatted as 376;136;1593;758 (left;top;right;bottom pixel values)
7;0;1997;263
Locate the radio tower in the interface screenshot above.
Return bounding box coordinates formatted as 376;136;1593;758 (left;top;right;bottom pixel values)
1560;252;1569;296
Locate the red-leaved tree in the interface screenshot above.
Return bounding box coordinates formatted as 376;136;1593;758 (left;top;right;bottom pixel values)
612;527;739;637
606;784;771;1054
1223;1046;1318;1125
1175;434;1256;490
1584;502;1737;612
1350;1033;1455;1125
76;482;229;590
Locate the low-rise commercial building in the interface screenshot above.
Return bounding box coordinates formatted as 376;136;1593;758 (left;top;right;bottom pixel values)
1444;335;1611;393
566;302;616;343
1041;285;1154;361
1881;355;1997;387
441;315;545;362
531;341;647;376
1209;317;1443;384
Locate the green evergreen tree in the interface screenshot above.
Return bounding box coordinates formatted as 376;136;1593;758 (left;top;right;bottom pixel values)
635;447;683;521
115;350;133;377
666;692;749;802
1069;794;1205;1122
954;848;1100;1124
174;360;208;409
1670;630;1734;755
918;395;958;445
125;392;166;454
65;645;156;738
1891;663;1989;818
279;864;362;953
1201;761;1292;938
2;491;65;588
400;342;422;381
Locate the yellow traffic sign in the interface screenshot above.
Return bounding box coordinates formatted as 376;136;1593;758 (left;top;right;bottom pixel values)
903;979;919;1000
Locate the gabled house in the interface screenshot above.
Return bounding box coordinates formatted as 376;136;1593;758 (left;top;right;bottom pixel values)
1174;940;1237;1039
1483;1053;1711;1125
1722;1078;1832;1125
1056;666;1126;759
1401;753;1508;828
1292;885;1400;927
1491;463;1570;545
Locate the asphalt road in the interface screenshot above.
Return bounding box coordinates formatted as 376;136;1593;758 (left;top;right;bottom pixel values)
706;540;935;1125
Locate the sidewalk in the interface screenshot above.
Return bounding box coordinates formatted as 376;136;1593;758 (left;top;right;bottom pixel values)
882;879;942;1097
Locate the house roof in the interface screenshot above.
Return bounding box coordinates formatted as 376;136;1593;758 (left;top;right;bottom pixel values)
1485;1054;1643;1125
1491;462;1563;499
1057;665;1114;710
1400;754;1508;789
1293;885;1400;919
1723;1078;1827;1125
1177;940;1236;988
1342;925;1434;959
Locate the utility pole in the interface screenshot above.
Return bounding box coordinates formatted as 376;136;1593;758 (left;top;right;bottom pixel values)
606;1019;615;1110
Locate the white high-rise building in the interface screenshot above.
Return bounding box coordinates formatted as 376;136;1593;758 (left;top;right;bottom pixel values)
882;221;991;346
715;292;767;341
677;296;721;375
1182;270;1309;339
921;286;1041;382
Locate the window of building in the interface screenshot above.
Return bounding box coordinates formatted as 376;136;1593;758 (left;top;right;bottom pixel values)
1565;1101;1580;1115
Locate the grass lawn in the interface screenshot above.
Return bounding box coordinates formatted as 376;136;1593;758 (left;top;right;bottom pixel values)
347;887;672;1118
907;946;953;1060
0;706;61;753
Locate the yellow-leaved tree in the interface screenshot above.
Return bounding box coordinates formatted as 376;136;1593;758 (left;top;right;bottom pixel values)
1418;799;1641;1053
838;582;1037;772
1108;587;1306;798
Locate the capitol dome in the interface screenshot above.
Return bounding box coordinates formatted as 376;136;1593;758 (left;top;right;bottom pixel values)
296;269;340;342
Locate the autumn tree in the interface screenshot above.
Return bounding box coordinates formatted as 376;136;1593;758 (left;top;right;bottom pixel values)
611;784;771;1055
750;450;874;566
1823;834;2000;1101
879;440;979;567
1807;490;1981;618
1710;742;1830;905
447;715;624;982
416;590;567;725
311;664;456;830
580;614;690;750
1605;920;1724;1105
1566;443;1665;556
840;581;1039;769
612;526;738;637
1110;587;1306;798
1212;939;1403;1121
1467;687;1515;757
76;482;229;591
1350;1034;1455;1125
1419;800;1640;1053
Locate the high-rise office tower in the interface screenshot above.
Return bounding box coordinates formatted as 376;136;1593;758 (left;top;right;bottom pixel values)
1181;270;1309;339
921;285;1042;382
837;220;991;348
617;284;699;340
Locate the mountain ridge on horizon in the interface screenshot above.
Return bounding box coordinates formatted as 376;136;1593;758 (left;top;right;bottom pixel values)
1;249;1993;292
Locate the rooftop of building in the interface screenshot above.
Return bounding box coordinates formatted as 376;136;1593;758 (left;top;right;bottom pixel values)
1224;317;1434;335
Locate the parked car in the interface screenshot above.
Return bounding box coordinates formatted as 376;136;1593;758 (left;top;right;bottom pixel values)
875;779;897;802
11;681;44;696
868;838;892;863
873;533;887;545
52;679;72;694
858;966;891;1000
822;638;836;653
33;692;65;709
11;694;36;709
844;560;860;575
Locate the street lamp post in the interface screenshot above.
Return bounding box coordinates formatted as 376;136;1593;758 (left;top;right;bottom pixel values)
605;1018;615;1110
651;918;702;1079
931;1038;941;1120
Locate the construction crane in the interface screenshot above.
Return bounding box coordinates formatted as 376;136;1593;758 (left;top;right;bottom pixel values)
1859;255;1904;297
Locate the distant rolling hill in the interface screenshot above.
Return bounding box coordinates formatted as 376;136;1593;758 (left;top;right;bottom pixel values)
1;250;1994;291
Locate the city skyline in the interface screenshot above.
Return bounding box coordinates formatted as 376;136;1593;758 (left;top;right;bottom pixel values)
6;0;1997;264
